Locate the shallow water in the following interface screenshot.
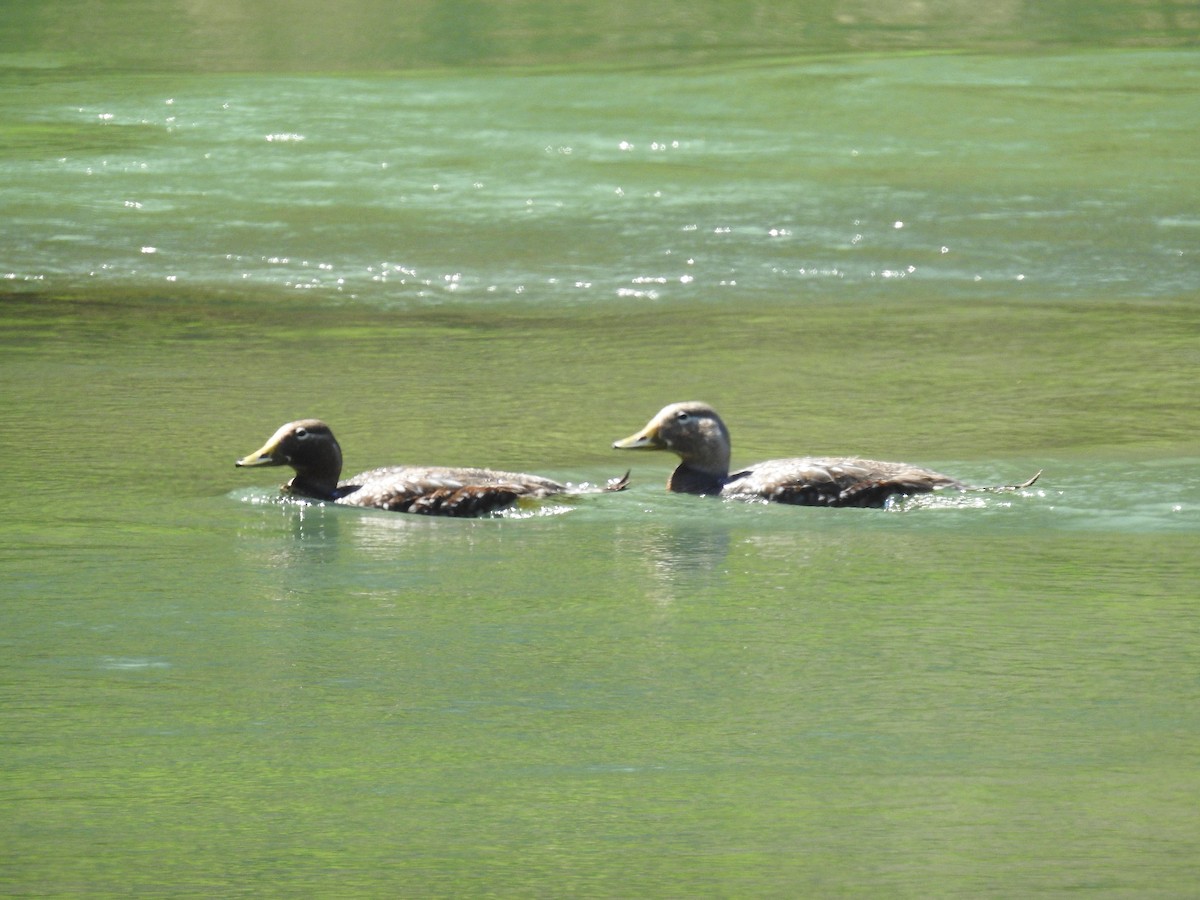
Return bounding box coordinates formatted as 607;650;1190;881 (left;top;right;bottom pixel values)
3;2;1199;896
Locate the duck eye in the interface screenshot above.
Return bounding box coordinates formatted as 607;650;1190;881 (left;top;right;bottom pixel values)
294;427;308;439
675;411;690;422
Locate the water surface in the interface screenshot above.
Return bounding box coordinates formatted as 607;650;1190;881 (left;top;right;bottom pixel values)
2;2;1199;895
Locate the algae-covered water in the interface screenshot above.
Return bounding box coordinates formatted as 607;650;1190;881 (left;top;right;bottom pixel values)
2;2;1198;895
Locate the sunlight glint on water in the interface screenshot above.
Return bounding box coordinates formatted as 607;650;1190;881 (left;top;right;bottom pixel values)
4;53;1198;306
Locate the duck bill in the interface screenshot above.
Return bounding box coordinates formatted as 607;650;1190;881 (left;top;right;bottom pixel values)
235;439;285;468
612;425;663;451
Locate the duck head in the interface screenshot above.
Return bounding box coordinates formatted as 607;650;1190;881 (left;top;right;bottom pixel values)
613;402;731;493
236;419;343;499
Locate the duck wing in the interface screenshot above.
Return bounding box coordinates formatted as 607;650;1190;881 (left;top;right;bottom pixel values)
722;457;965;508
336;466;566;517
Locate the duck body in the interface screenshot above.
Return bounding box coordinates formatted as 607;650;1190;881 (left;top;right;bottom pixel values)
325;465;566;517
721;457;964;508
237;419;619;518
614;402;1036;509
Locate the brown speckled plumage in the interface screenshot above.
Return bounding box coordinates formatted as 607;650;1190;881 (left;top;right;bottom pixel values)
613;402;1039;509
237;419;626;518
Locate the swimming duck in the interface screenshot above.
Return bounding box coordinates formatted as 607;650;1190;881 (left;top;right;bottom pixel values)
238;419;628;517
613;402;1039;508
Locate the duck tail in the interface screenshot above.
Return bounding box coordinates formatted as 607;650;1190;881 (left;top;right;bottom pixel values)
605;470;632;492
981;469;1043;493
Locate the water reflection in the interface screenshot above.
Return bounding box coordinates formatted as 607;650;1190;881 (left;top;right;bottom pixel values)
614;514;733;607
233;491;347;571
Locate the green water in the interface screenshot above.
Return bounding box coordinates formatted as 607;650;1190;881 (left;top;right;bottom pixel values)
3;2;1199;896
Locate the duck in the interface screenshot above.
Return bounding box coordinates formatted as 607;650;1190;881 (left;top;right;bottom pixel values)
237;419;628;517
613;401;1040;509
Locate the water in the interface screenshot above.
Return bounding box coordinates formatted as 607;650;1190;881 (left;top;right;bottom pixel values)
6;53;1198;304
3;2;1199;895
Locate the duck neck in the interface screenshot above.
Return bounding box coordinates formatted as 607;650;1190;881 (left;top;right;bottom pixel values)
667;463;727;496
285;472;340;501
284;441;343;501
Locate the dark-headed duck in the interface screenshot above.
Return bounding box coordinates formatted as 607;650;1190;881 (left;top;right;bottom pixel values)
613;402;1038;508
239;419;627;517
